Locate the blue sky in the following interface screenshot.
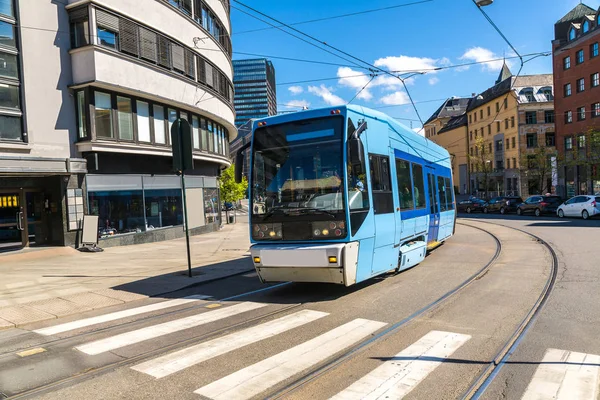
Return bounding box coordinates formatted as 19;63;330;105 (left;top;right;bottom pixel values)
230;0;599;130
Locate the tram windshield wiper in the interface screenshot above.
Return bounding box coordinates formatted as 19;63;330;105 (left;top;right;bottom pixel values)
261;207;287;221
293;207;337;219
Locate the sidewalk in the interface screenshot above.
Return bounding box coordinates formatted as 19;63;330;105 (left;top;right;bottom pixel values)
0;215;252;329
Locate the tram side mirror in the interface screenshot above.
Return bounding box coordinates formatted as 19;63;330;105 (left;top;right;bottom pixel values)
235;152;244;183
349;136;364;166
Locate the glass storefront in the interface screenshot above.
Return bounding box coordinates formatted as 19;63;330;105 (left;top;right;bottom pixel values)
87;175;220;238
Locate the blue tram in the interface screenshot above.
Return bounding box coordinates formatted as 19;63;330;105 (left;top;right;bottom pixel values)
235;105;456;286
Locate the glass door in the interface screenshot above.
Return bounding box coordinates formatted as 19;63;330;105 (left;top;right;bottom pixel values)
0;192;25;250
25;191;44;246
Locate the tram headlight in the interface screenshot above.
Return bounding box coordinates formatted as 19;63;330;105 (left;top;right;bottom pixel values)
312;221;346;238
252;223;282;240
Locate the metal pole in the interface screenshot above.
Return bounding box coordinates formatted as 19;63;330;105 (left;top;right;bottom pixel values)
181;170;192;278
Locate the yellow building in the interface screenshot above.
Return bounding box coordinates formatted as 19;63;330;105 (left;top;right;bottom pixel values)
466;64;554;197
424;97;472;195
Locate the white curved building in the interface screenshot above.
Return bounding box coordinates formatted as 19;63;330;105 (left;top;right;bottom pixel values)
0;0;235;249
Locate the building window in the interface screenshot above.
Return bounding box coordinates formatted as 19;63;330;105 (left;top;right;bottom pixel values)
496;139;503;151
474;112;477;122
474;128;478;138
546;132;555;146
469;114;472;124
480;110;483;119
525;111;537;124
117;96;134;140
488;125;491;135
544;110;554;123
69;8;89;48
153;104;166;144
511;116;515;127
506;158;510;169
201;118;209;151
469;131;472;141
583;20;590;33
470;147;473;156
593;102;600;118
577;78;585;93
578;135;586;149
566;110;573;123
488;143;492;153
496;102;500;112
136;100;151;142
506;138;509;149
569;27;577;41
591;42;599;58
592;73;599;88
564;56;571;70
94;91;113;138
496;121;500;132
76;91;87;139
564;83;572;97
98;27;118;49
496;160;503;170
487;106;490;116
526;133;537;148
565;137;573;150
504;98;508;109
505;118;509;129
577;49;584;64
578;106;586;121
192;115;200;149
512;136;516;148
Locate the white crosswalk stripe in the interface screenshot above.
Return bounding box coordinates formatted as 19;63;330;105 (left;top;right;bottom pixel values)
194;318;387;400
33;295;211;336
75;302;267;355
131;309;328;378
331;330;471;399
521;348;600;400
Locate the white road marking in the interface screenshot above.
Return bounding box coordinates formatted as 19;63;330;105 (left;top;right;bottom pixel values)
522;348;600;400
75;302;267;355
132;310;328;378
195;318;387;400
331;330;471;399
34;295;211;336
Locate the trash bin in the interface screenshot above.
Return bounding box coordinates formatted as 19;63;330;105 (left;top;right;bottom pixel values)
228;215;234;224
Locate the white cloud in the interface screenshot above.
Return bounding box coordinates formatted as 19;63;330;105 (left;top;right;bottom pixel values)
337;67;373;101
372;75;404;91
374;55;441;74
288;86;303;95
460;47;512;72
428;77;440;85
308;85;345;106
412;127;425;136
380;91;410;105
281;99;310;109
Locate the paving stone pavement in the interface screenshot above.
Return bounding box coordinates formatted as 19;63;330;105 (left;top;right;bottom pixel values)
0;216;252;329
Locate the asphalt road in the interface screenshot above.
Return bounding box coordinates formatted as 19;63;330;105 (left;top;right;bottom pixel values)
0;214;596;400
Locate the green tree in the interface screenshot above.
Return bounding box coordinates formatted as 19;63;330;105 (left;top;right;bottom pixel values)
521;145;556;195
557;128;600;195
468;136;493;199
219;164;248;223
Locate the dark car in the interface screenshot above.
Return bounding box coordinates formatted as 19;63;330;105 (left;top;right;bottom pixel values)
223;202;234;211
457;199;488;213
516;195;563;217
484;196;523;214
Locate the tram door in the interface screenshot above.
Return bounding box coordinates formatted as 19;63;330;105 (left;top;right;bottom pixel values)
427;173;440;243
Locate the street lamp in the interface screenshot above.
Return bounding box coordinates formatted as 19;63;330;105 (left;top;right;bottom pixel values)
475;0;493;6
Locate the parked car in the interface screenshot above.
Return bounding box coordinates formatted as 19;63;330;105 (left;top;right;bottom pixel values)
516;195;563;217
557;195;600;219
457;199;488;213
223;202;234;211
484;196;523;214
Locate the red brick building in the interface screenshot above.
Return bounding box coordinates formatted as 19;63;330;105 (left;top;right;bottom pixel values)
553;4;600;197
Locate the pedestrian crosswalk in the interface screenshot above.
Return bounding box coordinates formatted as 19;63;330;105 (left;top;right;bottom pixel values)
26;297;600;400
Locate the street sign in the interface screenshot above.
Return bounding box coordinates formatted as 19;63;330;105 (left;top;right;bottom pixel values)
171;118;194;172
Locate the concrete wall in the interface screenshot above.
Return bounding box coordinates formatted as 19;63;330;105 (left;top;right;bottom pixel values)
18;0;78;158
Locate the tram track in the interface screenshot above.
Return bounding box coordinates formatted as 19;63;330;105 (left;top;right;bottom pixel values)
267;222;504;399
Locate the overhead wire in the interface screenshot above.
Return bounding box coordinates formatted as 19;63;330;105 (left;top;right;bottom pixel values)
232;0;428;127
347;74;377;105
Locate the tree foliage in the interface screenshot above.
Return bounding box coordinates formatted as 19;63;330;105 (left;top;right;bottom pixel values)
468;136;493;196
219;164;248;204
521;145;556;195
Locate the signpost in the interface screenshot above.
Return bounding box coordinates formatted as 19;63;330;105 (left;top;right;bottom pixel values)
171;118;194;278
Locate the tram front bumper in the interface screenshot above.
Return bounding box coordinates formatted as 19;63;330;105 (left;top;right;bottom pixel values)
250;242;359;286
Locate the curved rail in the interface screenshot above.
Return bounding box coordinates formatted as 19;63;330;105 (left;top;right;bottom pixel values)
268;223;503;399
459;220;559;399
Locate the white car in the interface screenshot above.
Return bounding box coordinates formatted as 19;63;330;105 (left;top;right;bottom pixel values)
557;195;600;219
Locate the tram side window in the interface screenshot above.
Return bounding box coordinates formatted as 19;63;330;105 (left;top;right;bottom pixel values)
411;163;426;209
396;159;414;210
437;176;448;212
370;154;394;214
445;177;454;209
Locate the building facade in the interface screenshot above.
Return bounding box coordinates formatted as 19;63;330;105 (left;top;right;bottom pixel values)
230;58;276;179
424;97;472;194
0;0;235;250
232;58;276;127
552;4;600;197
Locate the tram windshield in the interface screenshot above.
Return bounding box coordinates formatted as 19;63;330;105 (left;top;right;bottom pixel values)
251;116;345;221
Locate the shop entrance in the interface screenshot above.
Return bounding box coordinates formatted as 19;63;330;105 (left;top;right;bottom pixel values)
0;189;45;251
